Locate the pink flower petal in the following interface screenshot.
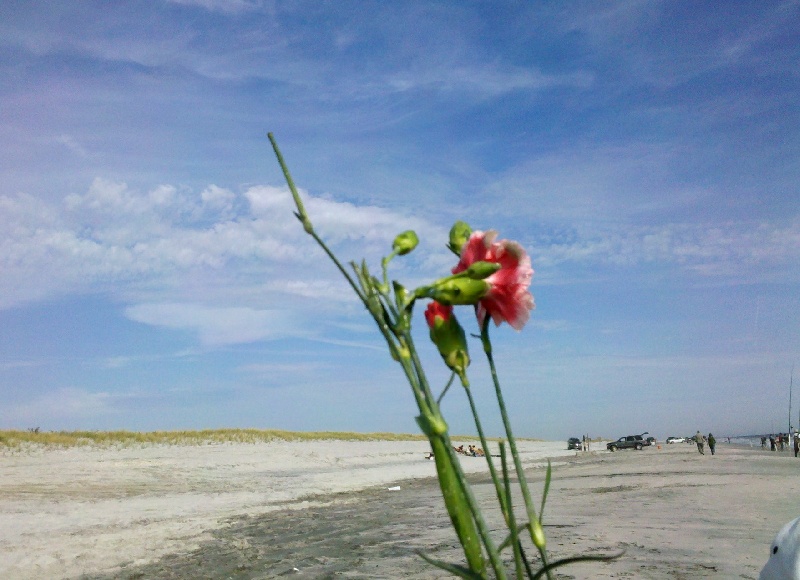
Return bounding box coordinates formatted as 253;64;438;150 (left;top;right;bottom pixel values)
452;230;534;330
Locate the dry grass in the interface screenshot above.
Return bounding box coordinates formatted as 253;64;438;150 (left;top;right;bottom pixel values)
0;429;432;450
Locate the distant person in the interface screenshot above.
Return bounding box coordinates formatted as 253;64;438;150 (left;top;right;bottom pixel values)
695;431;705;455
770;436;777;451
762;436;767;449
794;434;799;458
708;433;716;455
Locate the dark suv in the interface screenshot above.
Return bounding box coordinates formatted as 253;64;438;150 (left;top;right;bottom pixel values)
606;435;646;452
567;437;582;450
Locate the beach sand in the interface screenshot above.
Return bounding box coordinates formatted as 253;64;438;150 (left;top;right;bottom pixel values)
1;439;796;579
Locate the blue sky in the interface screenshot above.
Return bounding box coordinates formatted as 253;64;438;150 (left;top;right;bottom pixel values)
1;1;799;440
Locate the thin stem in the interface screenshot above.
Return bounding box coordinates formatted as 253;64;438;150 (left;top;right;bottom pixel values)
268;133;309;227
437;373;457;405
481;318;552;578
444;436;508;579
461;379;509;521
500;443;525;579
405;335;507;578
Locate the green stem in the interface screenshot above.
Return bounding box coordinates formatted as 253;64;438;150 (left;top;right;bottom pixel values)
499;443;525;579
268;133;310;231
426;431;485;574
460;378;510;522
405;338;507;578
480;318;551;578
437;372;457;405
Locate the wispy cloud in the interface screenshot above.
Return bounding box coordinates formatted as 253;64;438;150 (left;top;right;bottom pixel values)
1;388;117;427
3;172;796;319
164;0;268;14
532;220;800;285
0;178;450;341
124;303;307;346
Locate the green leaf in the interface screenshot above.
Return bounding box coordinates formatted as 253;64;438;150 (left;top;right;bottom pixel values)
416;552;485;579
540;460;552;523
531;552;625;579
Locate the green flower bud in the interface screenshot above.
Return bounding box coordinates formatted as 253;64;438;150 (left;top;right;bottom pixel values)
464;260;501;280
447;221;472;256
392;230;419;255
425;302;470;376
428;278;490;306
531;519;546;550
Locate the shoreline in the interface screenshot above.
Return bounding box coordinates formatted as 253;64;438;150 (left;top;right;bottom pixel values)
2;441;793;579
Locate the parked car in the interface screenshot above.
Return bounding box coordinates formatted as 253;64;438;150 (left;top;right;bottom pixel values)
665;436;685;444
607;435;646;452
568;437;582;450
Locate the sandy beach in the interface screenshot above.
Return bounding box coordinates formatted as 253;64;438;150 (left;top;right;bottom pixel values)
1;438;796;579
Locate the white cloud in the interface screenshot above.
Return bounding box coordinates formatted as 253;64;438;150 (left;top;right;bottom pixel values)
124;303;308;346
534;221;800;281
3;174;797;339
164;0;266;14
55;134;90;158
1;178;450;313
0;388;117;427
385;64;594;99
483;143;702;223
244;184;440;245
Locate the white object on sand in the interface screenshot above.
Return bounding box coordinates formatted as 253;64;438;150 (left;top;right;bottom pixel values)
760;516;800;580
387;486;401;491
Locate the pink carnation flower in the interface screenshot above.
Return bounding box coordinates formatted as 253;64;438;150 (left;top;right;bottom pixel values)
452;230;534;330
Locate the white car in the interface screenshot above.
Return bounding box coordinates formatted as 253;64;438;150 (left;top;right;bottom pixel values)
665;436;685;444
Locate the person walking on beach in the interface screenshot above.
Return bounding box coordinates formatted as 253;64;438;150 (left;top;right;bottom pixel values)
707;433;716;455
695;431;705;455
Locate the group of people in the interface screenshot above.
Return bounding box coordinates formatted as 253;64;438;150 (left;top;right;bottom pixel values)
425;444;486;460
453;444;485;457
761;433;800;456
694;431;717;455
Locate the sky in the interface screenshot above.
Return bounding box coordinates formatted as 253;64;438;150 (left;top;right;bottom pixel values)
1;1;799;440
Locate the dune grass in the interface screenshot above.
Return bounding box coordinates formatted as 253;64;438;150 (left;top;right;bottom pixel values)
0;429;547;450
0;428;436;450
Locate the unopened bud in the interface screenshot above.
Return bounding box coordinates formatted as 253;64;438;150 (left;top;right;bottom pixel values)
428;278;489;306
531;519;546;550
464;261;501;280
392;230;419;256
425;302;470;375
447;221;472;255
